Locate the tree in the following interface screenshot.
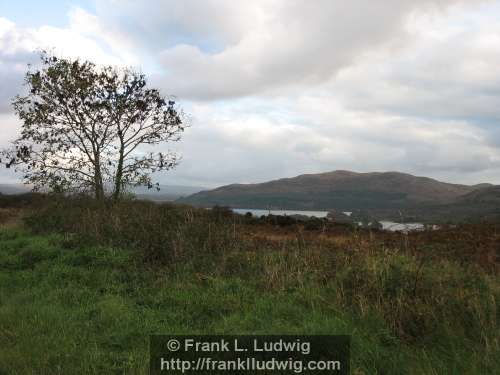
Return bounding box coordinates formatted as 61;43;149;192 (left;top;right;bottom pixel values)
1;51;187;200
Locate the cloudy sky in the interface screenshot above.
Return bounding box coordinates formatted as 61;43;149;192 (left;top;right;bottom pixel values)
1;0;500;187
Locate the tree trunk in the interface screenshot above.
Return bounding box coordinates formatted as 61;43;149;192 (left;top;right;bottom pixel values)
95;176;104;200
112;140;125;201
94;152;105;200
113;159;123;200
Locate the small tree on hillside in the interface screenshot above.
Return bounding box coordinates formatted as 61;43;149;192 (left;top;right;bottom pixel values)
1;52;187;200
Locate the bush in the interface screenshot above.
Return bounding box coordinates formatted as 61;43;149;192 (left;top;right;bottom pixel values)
24;197;242;267
0;192;47;208
303;217;326;231
266;214;297;227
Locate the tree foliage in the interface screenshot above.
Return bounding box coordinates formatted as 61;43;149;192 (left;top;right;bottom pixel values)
1;52;187;199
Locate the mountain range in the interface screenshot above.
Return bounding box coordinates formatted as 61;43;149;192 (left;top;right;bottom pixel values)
177;170;500;222
178;170;491;208
2;171;499;222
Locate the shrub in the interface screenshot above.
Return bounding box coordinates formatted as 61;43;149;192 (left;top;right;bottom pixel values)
303;217;326;231
24;197;242;267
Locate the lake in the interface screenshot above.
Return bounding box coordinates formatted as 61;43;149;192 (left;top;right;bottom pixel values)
379;221;425;232
232;208;329;218
232;208;427;232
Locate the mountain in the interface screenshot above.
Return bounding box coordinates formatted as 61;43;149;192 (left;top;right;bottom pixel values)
177;170;493;211
455;185;500;204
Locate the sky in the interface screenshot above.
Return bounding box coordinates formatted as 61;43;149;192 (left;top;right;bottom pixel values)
1;0;500;188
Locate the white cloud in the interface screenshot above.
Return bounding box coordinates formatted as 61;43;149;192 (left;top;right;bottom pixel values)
64;0;479;100
0;14;127;114
2;0;500;187
164;95;500;187
333;2;500;125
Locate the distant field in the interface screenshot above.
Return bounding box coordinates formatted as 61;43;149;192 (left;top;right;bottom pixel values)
0;198;498;374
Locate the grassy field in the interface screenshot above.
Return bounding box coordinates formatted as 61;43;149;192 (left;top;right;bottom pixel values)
0;198;498;374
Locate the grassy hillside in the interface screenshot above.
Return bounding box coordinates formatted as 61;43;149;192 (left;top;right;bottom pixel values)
457;185;500;204
0;198;499;373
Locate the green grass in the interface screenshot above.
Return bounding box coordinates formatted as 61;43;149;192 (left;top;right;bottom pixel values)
0;227;498;374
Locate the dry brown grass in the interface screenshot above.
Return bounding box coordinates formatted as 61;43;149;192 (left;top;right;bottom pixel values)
0;208;24;229
239;221;499;274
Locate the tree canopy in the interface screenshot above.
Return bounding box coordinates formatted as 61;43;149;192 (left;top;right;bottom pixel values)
1;52;187;199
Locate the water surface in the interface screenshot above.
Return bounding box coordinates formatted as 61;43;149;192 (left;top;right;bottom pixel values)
232;208;427;232
379;221;425;232
232;208;329;218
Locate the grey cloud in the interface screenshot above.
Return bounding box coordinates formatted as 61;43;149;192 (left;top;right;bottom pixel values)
158;0;455;99
0;48;35;114
0;114;22;182
91;0;264;54
84;0;470;100
333;6;500;126
162;98;500;187
0;71;22;112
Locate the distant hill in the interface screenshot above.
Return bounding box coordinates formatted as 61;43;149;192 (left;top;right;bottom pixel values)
132;185;206;201
178;170;492;210
0;184;30;195
0;183;205;201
